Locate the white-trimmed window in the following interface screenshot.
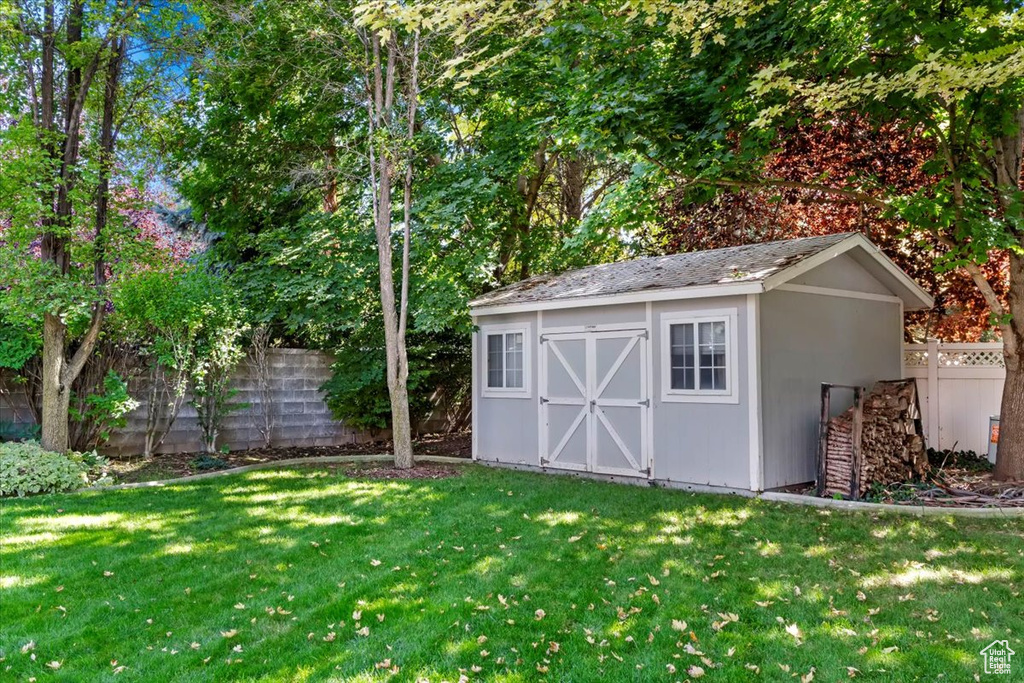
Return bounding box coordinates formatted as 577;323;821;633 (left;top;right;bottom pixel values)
481;324;531;397
660;310;738;403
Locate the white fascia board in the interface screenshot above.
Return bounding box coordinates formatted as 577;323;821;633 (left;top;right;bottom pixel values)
470;281;764;317
762;233;934;310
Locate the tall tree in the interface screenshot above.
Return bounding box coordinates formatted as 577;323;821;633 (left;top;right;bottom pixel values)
358;14;420;468
554;0;1024;480
2;1;133;451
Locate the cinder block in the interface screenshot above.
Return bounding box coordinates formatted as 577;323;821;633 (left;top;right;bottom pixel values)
303;401;329;415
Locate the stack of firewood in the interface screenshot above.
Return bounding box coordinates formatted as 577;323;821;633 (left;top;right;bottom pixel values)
822;380;927;498
823;414;856;495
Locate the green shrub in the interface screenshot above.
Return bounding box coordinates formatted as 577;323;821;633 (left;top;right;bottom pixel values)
0;441;111;497
190;454;229;471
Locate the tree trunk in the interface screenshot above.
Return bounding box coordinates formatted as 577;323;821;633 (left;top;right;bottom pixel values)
368;30;414;469
40;313;70;451
996;251;1024;481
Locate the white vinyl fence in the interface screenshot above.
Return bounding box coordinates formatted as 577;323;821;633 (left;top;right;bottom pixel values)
904;341;1004;457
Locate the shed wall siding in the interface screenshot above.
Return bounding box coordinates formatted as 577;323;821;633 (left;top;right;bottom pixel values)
759;290;902;489
541;303;646;329
789;253;892;295
651;296;751;489
474;311;540;464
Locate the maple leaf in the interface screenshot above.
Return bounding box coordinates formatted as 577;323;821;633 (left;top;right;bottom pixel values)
671;619;688;632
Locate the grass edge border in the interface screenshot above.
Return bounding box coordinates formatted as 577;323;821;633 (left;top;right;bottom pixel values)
67;456;1024;518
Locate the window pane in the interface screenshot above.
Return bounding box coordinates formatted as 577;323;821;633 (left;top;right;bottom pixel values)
487;334;504;388
711;321;725;345
697;321;727;391
505;333;524;388
670;323;695;390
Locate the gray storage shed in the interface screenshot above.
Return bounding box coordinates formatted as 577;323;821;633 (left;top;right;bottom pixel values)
469;232;934;492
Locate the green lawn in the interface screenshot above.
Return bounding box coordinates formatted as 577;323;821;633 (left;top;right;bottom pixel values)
0;464;1021;682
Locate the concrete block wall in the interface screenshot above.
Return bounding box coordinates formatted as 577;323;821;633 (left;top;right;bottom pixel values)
1;349;376;456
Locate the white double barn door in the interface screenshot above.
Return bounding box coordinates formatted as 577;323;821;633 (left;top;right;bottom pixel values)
540;329;650;477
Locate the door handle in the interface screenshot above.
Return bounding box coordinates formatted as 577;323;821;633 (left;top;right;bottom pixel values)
590;400;596;413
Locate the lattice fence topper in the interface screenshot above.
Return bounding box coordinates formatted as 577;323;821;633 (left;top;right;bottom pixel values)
903;344;1005;368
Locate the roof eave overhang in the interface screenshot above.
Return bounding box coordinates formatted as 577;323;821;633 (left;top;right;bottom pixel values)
470;281;765;317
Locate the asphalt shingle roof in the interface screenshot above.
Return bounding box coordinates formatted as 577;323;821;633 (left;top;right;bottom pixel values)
471;232;858;308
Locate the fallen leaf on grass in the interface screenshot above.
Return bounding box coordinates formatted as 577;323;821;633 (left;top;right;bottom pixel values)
221;630;238;638
671;619;688;632
688;665;705;677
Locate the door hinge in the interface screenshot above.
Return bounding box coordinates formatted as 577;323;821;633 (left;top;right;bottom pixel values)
646;466;652;476
539;396;549;404
539;335;547;344
638;399;650;407
639;330;649;340
540;457;549;466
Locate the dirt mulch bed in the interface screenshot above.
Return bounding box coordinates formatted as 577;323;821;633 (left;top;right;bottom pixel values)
108;432;471;485
328;463;461;480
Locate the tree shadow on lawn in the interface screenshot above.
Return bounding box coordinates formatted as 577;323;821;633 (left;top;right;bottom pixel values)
0;464;1021;681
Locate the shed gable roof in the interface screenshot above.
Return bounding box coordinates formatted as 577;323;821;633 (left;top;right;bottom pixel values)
470;233;933;313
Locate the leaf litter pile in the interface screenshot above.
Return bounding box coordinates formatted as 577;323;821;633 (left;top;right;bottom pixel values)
1;466;1020;681
861;449;1024;507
